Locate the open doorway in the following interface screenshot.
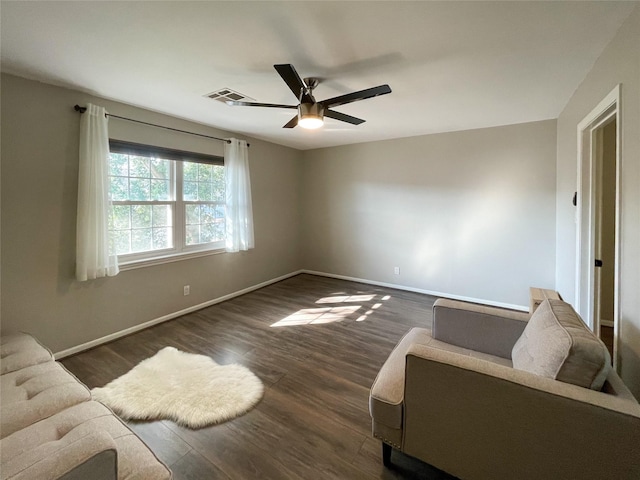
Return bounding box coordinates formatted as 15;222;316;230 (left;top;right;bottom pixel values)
595;119;616;359
575;85;621;369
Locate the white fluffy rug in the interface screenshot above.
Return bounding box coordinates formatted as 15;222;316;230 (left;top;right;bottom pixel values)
91;347;264;428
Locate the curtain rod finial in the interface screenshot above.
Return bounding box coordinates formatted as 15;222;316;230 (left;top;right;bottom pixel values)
74;105;87;113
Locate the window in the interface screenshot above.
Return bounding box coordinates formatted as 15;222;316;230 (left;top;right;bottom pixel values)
108;140;225;265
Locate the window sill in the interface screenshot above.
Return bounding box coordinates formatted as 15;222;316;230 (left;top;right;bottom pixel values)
118;247;226;271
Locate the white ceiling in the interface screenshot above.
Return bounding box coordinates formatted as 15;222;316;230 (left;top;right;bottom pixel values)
1;1;636;150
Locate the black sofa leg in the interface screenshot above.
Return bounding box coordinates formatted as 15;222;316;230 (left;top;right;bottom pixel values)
382;442;392;467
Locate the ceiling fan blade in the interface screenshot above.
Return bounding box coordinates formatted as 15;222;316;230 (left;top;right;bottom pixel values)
283;115;299;129
321;84;392;109
274;64;314;103
325;110;366;125
226;101;297;109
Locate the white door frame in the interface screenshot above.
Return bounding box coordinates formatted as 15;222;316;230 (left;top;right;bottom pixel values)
575;84;621;369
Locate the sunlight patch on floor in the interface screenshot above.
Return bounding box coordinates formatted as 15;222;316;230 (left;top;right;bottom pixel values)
271;306;362;327
273;291;393;327
315;294;376;304
356;299;388;321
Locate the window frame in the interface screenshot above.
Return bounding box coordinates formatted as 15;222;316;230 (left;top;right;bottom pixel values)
108;140;225;268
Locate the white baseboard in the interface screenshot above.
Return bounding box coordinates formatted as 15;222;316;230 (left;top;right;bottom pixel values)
54;268;528;359
301;269;529;312
600;319;614;328
54;270;304;359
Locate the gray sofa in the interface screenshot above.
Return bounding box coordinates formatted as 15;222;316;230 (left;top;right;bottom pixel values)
0;333;172;480
370;298;640;479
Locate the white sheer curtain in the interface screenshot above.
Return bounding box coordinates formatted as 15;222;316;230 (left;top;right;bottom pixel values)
225;138;254;252
76;103;119;281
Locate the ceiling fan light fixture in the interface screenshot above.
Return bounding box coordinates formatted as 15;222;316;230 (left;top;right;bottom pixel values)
298;103;324;129
226;65;391;129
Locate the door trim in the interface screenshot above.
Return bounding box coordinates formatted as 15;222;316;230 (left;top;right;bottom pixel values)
575;84;621;370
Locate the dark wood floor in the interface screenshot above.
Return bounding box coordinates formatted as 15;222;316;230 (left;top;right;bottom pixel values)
62;274;457;480
600;325;614;360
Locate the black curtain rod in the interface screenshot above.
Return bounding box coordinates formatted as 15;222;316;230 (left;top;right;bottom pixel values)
74;105;250;147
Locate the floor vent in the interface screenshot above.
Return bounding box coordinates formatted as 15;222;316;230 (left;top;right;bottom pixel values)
205;88;254;104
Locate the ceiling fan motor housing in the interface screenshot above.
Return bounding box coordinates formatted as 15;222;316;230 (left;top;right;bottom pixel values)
298;102;324;120
298;102;325;128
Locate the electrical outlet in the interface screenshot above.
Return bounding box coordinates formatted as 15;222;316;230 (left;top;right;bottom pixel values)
394;267;400;275
183;285;190;296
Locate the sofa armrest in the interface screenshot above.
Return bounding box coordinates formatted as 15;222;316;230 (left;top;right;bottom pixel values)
2;431;118;480
402;345;640;480
432;299;529;358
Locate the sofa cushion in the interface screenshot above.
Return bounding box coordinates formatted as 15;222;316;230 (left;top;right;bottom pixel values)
370;327;512;430
433;298;529;358
1;401;171;480
0;361;91;438
1;333;53;374
511;299;611;390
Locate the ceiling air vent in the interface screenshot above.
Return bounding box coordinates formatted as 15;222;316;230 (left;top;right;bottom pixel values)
205;88;254;104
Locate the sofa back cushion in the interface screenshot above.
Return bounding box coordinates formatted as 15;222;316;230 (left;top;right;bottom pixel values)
512;299;611;390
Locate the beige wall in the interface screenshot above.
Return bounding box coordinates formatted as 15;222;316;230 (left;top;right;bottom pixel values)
0;74;302;353
301;120;557;308
555;6;640;397
0;75;558;356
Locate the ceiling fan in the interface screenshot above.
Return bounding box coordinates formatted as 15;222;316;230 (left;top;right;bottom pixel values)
226;64;392;129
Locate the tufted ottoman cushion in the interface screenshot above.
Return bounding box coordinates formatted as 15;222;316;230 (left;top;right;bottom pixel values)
1;361;91;438
1;333;53;374
1;401;171;480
